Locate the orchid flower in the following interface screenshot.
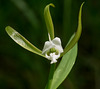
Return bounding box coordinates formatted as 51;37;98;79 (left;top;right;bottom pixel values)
5;2;84;64
5;2;84;89
42;34;63;64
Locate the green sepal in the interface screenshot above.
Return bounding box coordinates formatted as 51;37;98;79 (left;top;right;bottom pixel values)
5;26;45;58
61;2;84;56
44;3;55;40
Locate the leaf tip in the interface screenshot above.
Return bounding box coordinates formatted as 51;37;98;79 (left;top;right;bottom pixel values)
5;26;12;32
81;2;85;9
49;3;55;8
5;26;9;30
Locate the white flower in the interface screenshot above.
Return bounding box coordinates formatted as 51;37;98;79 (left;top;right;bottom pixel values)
42;34;63;64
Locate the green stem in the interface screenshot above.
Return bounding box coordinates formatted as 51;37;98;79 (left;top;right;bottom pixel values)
45;63;56;89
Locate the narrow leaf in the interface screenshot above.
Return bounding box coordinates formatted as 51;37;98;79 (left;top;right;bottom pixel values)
5;26;45;58
51;43;77;89
44;3;55;40
62;2;84;56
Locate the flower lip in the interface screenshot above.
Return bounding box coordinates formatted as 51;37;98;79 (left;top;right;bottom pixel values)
45;52;60;64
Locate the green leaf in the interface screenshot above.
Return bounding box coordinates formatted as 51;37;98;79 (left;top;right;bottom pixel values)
50;42;77;89
5;26;45;58
62;2;84;56
44;3;55;40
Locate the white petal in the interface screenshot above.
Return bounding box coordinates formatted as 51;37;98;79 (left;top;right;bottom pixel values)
42;41;54;54
52;37;63;53
52;37;61;46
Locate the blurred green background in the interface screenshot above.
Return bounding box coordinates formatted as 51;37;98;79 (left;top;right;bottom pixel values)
0;0;100;89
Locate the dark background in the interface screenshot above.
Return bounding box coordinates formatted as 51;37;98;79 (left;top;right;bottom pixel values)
0;0;100;89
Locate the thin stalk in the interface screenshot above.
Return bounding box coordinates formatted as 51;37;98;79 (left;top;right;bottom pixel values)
45;63;56;89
